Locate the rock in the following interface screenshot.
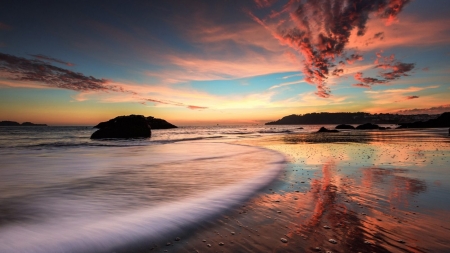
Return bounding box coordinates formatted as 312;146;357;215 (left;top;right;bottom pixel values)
0;121;20;126
355;123;380;130
280;238;288;243
219;242;225;246
146;116;177;129
91;115;151;139
335;124;355;129
317;127;339;133
328;239;337;244
397;112;450;129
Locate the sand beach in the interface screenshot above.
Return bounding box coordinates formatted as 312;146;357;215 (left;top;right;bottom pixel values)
156;129;450;253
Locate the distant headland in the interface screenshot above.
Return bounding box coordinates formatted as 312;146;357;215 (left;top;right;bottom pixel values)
265;112;441;125
0;121;47;126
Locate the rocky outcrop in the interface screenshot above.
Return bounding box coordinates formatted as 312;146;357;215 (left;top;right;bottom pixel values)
397;112;450;128
356;123;380;130
146;117;177;129
335;124;355;129
0;121;47;126
0;121;20;126
317;127;339;133
91;115;151;139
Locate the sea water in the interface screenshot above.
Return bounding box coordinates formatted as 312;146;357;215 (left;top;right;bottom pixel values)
0;125;306;253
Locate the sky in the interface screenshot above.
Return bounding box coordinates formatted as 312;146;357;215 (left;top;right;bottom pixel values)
0;0;449;126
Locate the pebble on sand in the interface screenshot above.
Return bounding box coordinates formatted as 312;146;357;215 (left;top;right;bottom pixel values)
174;237;180;241
207;244;211;247
323;225;331;229
328;239;337;244
280;238;288;243
219;242;225;246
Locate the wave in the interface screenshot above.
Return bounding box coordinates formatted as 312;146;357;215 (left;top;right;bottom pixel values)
258;129;293;134
0;144;285;253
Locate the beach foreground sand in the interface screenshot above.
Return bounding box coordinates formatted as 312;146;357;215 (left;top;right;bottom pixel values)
145;129;450;253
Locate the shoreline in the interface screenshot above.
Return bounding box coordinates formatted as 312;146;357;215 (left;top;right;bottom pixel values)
145;130;450;252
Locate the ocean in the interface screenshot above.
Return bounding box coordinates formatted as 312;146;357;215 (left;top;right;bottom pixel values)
0;125;308;253
1;125;449;253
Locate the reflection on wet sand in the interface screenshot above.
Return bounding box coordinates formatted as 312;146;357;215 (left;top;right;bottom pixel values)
149;130;450;253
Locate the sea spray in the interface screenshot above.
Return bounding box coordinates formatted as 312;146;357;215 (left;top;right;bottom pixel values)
0;142;285;253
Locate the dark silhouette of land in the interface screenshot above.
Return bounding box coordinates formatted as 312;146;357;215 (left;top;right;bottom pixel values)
397;112;450;128
0;121;47;126
266;112;439;125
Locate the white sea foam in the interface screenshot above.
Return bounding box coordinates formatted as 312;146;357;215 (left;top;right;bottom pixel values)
0;142;285;253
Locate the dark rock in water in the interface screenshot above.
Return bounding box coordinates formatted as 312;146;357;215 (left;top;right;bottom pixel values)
356;123;380;130
397;112;450;129
0;121;20;126
146;116;177;129
317;127;339;133
335;124;355;129
91;115;151;139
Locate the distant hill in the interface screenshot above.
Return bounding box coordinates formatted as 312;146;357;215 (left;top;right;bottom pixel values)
397;112;450;128
265;112;439;125
0;121;47;126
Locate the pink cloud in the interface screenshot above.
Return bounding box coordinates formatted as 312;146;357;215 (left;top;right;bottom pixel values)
353;52;415;88
348;16;450;50
353;72;387;88
187;105;208;110
250;0;412;97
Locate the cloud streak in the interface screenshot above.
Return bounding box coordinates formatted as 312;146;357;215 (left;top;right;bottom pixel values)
0;53;208;110
29;54;75;67
0;52;113;92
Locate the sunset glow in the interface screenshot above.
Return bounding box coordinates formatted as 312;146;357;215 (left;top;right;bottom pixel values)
0;0;449;125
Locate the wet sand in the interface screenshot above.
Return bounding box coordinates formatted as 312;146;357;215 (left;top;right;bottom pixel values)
144;129;450;253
